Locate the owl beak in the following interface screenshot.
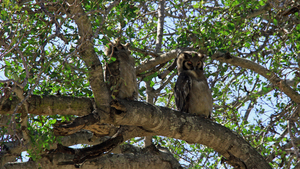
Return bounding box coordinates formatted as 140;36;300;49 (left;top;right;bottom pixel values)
194;66;197;70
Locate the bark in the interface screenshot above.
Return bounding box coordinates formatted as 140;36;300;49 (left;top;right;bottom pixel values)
128;45;160;57
145;0;164;148
135;49;178;74
1;0;295;168
155;0;165;53
0;95;271;169
1;145;181;169
144;81;155;147
134;47;194;76
0;95;93;116
0;130;111;167
4;50;298;168
65;0;112;113
112;99;271;169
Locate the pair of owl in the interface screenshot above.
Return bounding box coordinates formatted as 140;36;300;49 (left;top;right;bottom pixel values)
105;43;212;118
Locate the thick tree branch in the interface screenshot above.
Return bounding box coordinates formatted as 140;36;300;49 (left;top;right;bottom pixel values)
69;132;123;164
66;0;111;113
53;127;181;167
0;95;93;116
53;112;100;136
58;130;110;147
109;99;271;169
1;94;271;168
1;144;181;169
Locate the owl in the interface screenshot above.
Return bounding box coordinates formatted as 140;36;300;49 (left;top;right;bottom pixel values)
105;41;138;100
174;51;213;118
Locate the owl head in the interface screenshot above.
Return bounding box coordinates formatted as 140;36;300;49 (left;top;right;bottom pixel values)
105;41;131;58
177;51;205;73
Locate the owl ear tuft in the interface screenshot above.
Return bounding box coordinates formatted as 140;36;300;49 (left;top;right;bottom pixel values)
199;53;206;60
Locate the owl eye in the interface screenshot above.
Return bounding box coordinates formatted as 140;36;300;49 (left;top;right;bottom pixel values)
187;61;192;65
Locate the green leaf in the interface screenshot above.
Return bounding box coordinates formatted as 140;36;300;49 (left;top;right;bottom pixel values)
262;86;270;92
273;19;278;25
245;42;251;48
296;24;300;30
150;81;155;87
227;23;235;30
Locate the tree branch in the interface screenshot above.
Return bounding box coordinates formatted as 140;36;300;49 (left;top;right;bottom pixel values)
155;0;165;53
135;49;179;75
66;0;111;113
109;99;271;169
1;95;271;168
1;144;182;169
244;2;272;19
211;52;300;104
0;95;94;116
128;45;160;58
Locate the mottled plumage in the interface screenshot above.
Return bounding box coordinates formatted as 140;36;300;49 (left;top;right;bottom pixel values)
105;42;138;100
174;51;212;118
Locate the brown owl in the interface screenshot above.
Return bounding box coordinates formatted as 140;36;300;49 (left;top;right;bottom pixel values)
174;51;212;118
105;42;138;100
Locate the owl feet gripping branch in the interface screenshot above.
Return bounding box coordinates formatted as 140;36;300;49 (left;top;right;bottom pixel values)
174;51;213;118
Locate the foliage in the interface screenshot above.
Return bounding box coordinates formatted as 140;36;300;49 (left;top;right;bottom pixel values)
1;0;300;168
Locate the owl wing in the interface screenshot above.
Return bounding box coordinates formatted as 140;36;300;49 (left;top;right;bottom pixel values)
174;72;191;112
106;59;121;99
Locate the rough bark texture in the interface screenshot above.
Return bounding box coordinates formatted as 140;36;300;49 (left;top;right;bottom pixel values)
0;95;271;169
2;0;299;168
113;99;271;169
1;51;288;169
0;95;93;116
1;145;182;169
66;0;112;113
155;0;164;53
